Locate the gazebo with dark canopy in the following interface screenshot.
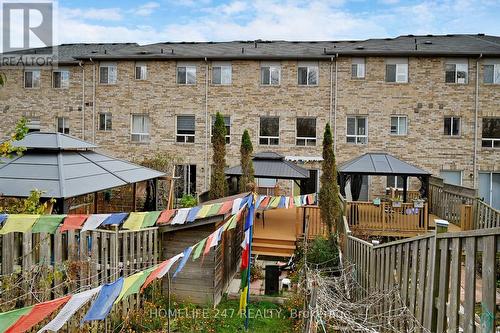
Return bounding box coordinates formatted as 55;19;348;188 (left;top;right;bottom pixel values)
338;152;431;202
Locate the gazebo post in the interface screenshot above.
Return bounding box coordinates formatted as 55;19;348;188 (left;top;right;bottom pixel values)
132;183;137;212
93;192;98;213
153;178;158;211
403;176;408;203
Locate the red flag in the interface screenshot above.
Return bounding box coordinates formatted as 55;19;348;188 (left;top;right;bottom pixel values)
5;296;71;333
141;260;169;292
157;209;176;225
288;196;295;208
218;200;233;215
60;215;88;232
258;196;270;209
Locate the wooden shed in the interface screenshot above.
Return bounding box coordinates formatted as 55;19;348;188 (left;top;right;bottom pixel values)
159;195;245;305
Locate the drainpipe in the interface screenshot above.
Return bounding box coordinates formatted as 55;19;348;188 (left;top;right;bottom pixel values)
473;53;482;189
204;57;209;191
89;57;96;144
78;61;85;140
333;53;339;153
329;57;333;126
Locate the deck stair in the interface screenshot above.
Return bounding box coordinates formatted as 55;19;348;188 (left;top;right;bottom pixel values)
252;237;296;257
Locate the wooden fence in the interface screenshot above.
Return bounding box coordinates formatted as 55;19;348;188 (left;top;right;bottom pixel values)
0;227;158;311
296;206;328;239
345;201;428;236
475;200;500;229
344;225;499;332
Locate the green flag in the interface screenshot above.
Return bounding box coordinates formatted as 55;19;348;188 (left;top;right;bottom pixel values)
192;238;208;261
0;306;33;333
32;215;66;234
142;211;162;228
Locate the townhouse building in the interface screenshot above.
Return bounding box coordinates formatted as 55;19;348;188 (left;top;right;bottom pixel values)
0;34;499;208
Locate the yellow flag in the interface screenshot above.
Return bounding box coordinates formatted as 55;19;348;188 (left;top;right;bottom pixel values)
122;212;147;230
196;204;212;219
115;271;144;303
0;215;40;234
239;286;248;313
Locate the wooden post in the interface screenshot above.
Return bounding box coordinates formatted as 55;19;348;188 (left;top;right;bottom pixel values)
403;176;408;203
133;183;137;212
94;192;98;214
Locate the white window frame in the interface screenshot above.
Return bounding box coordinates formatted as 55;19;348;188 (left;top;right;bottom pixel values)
177;63;196;85
390;115;407;135
297;61;319;86
211;115;231;144
260;62;281;86
481;117;500;149
130;114;150;143
386;176;408;191
99;62;117;85
346;116;368;144
385;58;408;83
52;69;69;89
176;115;196;143
99;112;112;131
24;69;41;88
259;116;280;145
445;59;468;84
56;117;69;134
135;62;147;80
296;117;317;146
483;60;500;84
444;116;461;136
212;61;232;85
351;58;365;79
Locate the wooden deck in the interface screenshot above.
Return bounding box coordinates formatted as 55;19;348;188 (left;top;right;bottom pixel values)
253;208;297;257
428;213;462;232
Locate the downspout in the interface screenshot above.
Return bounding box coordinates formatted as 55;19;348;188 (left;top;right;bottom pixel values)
204;57;209;191
333;53;339;153
329;57;333;126
90;57;96;144
78;61;85;140
473;53;482;189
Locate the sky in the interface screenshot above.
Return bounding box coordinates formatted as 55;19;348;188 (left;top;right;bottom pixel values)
31;0;500;44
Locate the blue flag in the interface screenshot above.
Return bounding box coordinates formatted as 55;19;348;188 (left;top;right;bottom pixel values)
101;213;128;226
244;197;255;231
82;277;124;322
278;196;286;208
186;206;201;223
173;247;193;278
0;214;7;226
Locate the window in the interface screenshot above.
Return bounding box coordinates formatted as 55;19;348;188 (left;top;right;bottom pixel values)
298;62;318;86
386;176;407;190
27;117;40;132
175;165;197;198
256;178;277;196
53;70;69;88
99;113;112;131
483;62;500;84
390;116;407;135
212;62;231;85
135;62;147;80
351;58;365;79
176;115;195;143
296;117;316;146
177;64;196;84
57;117;69;134
131;114;150;142
346;116;367;144
259;117;279;145
385;58;408;83
440;170;462;186
99;63;117;84
261;62;281;85
479;172;500;210
24;70;41;88
481;118;500;148
445;59;468;84
444;117;460;136
211;115;231;144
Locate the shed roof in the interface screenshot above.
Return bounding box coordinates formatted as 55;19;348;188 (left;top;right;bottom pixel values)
338;153;431;176
225;152;310;180
0;133;164;198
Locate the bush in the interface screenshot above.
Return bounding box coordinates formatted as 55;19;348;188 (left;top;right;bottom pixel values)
179;194;197;208
305;235;340;269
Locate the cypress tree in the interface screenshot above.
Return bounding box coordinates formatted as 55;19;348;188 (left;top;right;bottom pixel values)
209;112;228;199
319;123;340;234
239;129;255;193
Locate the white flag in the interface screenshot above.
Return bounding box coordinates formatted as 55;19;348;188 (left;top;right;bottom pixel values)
170;208;190;225
232;198;243;215
38;286;102;332
157;253;184;279
80;214;111;232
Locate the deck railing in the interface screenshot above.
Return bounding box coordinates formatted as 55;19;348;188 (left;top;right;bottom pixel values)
475;200;500;229
346;201;428;235
343;227;500;332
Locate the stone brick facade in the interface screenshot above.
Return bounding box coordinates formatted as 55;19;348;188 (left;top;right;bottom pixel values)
0;54;498;201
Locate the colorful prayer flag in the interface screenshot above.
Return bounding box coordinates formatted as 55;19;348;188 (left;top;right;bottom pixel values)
0;306;33;333
141;211;162;228
171;208;190;225
0;215;40;234
258;196;270;209
196;204;212;219
232;198;242;215
60;215;88;232
156;253;184;279
32;215;66;234
239;286;248;313
80;214;111;232
288;196;295;208
218;200;233;215
207;203;222;217
5;296;71;333
293;196;302;207
192;238;207;261
101;213;128;226
157;209;176;224
122;212;147;230
115;268;153;304
0;214;8;226
278;196;286;208
82;277;124;322
173;247;193;278
186;206;201;222
39;286;102;332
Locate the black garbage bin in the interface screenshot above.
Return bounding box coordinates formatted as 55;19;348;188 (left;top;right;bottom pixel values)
265;265;280;295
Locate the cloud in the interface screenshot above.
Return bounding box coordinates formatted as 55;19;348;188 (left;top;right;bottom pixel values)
135;2;160;17
61;7;123;21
